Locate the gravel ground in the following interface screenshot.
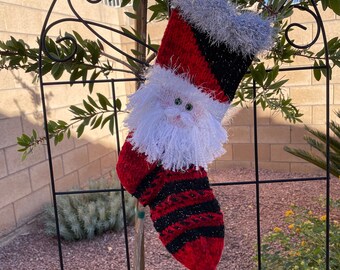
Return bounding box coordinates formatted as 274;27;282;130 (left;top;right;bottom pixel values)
1;168;339;270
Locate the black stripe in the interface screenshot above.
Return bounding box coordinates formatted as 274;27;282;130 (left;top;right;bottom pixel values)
149;177;210;209
166;226;225;254
153;199;221;233
132;165;162;200
190;24;253;101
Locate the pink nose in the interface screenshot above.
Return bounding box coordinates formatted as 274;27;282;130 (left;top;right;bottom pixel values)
166;112;186;128
167;114;181;123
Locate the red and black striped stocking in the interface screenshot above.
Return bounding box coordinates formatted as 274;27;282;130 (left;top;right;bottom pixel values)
117;140;224;270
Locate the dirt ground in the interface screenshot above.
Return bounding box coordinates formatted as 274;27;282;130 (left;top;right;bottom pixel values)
1;168;338;270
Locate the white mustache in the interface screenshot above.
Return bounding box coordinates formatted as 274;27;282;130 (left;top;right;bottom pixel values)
164;107;195;128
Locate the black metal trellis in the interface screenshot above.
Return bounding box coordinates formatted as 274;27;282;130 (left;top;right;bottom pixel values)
38;0;331;269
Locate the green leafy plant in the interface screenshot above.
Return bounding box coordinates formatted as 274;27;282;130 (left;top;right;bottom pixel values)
284;110;340;177
259;205;340;269
235;63;303;123
0;33;135;86
44;174;136;241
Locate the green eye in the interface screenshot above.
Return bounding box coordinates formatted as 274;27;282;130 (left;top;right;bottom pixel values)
175;98;182;105
185;103;193;111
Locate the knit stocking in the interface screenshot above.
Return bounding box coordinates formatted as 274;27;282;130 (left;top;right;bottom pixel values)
116;1;272;269
117;141;224;270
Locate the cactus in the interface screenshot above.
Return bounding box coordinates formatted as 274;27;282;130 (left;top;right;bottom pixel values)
43;172;136;241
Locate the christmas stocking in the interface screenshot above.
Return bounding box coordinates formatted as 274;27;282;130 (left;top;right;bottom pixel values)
116;1;273;269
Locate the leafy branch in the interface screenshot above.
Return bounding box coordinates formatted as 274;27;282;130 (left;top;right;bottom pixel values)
17;93;123;159
235;63;303;123
233;0;340;122
0;32;136;89
313;37;340;81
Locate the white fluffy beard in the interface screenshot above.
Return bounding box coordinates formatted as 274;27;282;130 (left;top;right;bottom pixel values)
125;65;229;171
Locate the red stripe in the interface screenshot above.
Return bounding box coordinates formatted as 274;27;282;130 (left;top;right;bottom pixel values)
159;212;224;246
173;237;224;270
116;138;157;195
161;166;207;184
156;10;228;103
150;189;215;221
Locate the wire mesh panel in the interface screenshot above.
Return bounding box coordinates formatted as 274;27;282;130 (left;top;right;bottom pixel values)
38;0;331;269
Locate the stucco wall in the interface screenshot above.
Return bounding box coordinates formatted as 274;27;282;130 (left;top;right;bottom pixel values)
211;7;340;174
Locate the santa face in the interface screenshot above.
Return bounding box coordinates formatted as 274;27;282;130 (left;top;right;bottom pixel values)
161;90;206;129
125;65;229;171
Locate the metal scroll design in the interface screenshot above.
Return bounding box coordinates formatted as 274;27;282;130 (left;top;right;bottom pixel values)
284;4;321;49
41;0;156;65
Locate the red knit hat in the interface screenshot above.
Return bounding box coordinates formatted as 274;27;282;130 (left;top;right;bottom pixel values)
151;0;273;120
